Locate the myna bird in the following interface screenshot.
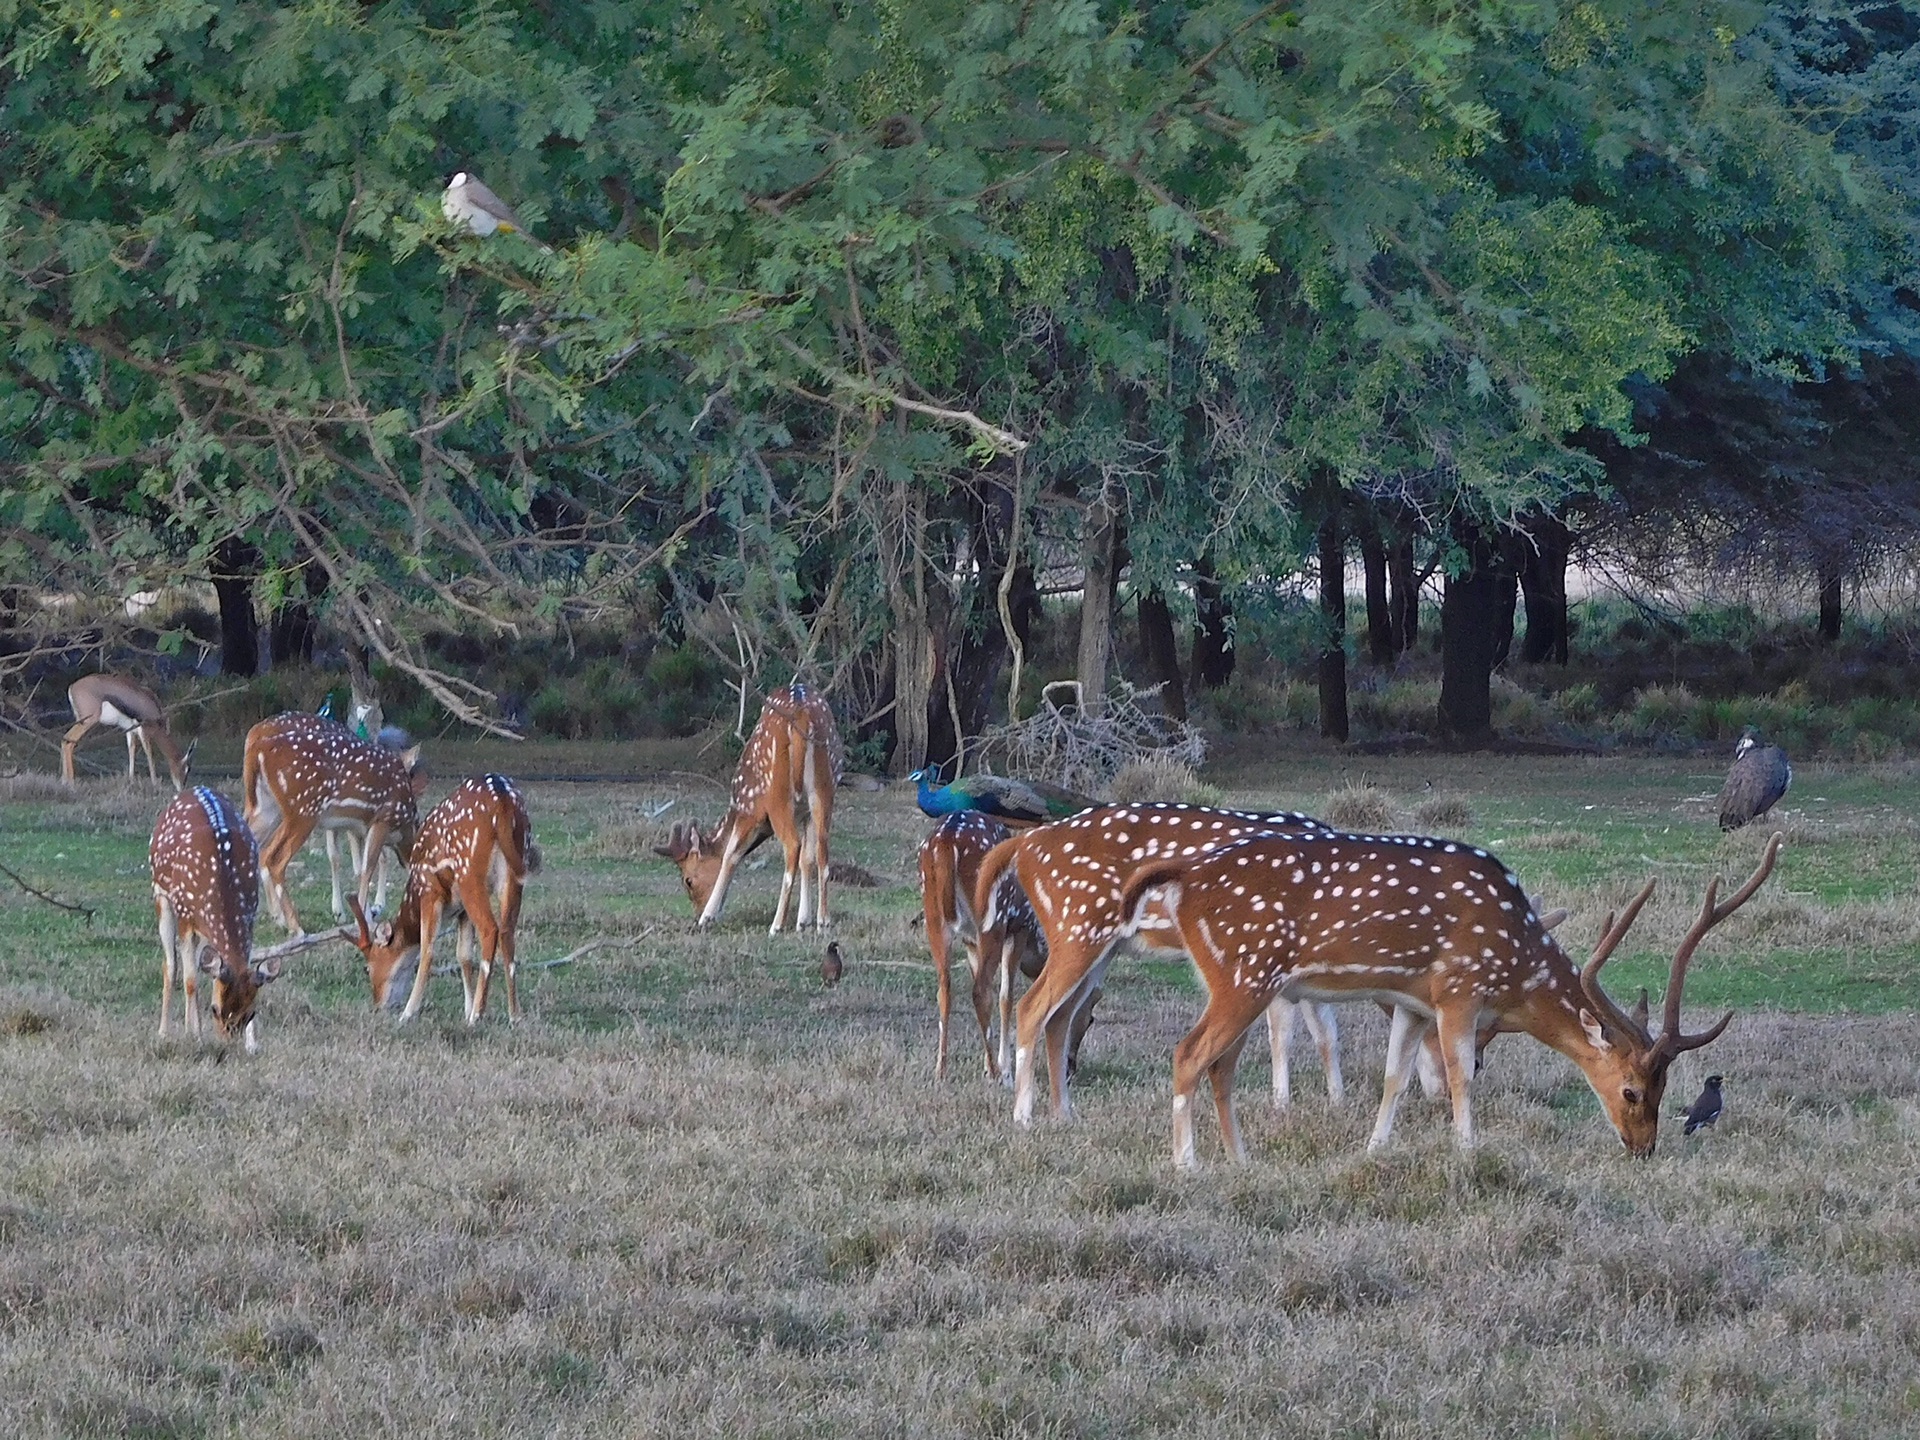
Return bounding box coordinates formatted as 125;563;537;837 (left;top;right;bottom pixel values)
443;172;552;252
1680;1074;1725;1135
820;942;843;988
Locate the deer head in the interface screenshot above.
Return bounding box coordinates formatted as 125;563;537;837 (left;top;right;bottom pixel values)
1571;833;1780;1156
653;820;723;913
347;895;416;1010
197;948;284;1040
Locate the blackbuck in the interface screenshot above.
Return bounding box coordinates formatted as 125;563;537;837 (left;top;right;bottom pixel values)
920;811;1049;1082
972;804;1346;1126
243;712;427;935
1119;830;1783;1169
150;786;278;1051
348;774;539;1024
62;673;194;788
655;683;843;932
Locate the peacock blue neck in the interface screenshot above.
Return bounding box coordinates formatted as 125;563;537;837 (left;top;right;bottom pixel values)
910;768;961;817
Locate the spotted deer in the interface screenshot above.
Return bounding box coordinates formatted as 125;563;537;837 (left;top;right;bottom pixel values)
243;711;427;935
920;811;1051;1082
347;774;539;1023
655;683;843;932
972;804;1348;1125
150;786;280;1051
1119;830;1782;1168
62;673;194;788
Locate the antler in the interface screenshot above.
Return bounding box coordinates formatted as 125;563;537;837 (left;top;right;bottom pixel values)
251;925;357;963
1578;879;1658;1042
1653;831;1783;1059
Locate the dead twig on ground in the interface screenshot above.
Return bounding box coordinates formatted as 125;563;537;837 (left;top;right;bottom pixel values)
0;859;95;924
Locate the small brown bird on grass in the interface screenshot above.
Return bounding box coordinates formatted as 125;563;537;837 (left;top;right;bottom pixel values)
1680;1075;1725;1135
820;942;843;987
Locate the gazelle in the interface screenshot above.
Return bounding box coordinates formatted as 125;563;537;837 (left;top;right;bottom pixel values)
62;673;194;788
972;804;1345;1125
655;683;843;933
150;785;280;1051
243;711;427;935
920;811;1050;1082
1119;830;1782;1168
347;774;539;1024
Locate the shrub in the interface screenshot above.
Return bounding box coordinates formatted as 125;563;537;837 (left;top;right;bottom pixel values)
1321;781;1399;831
1107;756;1223;806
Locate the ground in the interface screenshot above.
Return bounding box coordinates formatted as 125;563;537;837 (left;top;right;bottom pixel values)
1;743;1918;1437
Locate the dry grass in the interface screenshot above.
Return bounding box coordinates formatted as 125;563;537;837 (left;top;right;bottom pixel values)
1320;781;1400;832
1108;755;1225;807
4;759;1920;1436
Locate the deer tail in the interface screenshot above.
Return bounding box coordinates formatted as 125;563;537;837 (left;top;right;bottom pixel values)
1118;857;1193;930
973;835;1025;935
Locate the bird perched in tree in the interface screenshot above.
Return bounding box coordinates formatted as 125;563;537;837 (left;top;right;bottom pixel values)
820;942;843;988
907;768;1094;828
443;172;552;252
1718;728;1792;831
1680;1075;1724;1134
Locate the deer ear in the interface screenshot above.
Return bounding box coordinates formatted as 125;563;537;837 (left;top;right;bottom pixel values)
198;951;227;978
373;921;395;947
253;954;284;984
1578;1008;1611;1049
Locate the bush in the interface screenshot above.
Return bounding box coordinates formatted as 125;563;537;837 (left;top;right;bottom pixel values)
1107;756;1223;806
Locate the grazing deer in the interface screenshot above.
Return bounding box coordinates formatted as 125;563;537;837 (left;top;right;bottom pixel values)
1119;830;1782;1168
972;804;1346;1125
243;712;427;935
150;786;280;1051
62;673;194;788
920;811;1051;1082
655;683;843;933
347;774;538;1023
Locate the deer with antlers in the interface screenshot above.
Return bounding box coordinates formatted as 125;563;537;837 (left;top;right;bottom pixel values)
62;673;194;788
150;786;281;1051
347;774;539;1024
655;683;843;933
1117;829;1782;1168
243;711;427;936
972;804;1350;1125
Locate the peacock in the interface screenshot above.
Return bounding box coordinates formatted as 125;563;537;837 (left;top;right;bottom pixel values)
908;767;1095;827
1718;727;1791;831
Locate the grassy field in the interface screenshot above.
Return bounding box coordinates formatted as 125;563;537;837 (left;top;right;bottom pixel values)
2;746;1919;1437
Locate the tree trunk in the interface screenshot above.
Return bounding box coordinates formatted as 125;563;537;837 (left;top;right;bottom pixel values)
887;481;934;777
1518;512;1572;664
1437;526;1500;744
1137;588;1187;721
1358;519;1393;665
1492;562;1519;672
1818;566;1842;643
1075;478;1122;715
1192;554;1235;690
1388;537;1419;655
1317;506;1349;742
211;538;259;679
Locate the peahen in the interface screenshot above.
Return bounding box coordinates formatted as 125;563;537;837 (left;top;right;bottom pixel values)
908;767;1095;827
1718;727;1791;831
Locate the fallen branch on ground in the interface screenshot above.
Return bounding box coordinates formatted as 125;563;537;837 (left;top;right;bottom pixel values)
0;859;95;924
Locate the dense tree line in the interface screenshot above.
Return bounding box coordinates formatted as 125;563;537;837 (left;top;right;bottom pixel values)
3;1;1915;762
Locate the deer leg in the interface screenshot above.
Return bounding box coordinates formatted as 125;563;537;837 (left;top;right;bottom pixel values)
994;938;1020;1087
358;821;390;921
124;727;139;782
456;918;480;1024
1044;963;1106;1120
60;718;97;784
767;787;805;934
497;871;525;1024
696;833;751;930
1435;1005;1482;1148
260;811;320;936
1064;983;1100;1079
462;874;503;1026
1304;1001;1345;1104
1266;997;1301;1109
1208;1021;1261;1164
1172;993;1264;1171
182;933;205;1041
794;822;818;930
1367;1006;1434;1152
156;897;181;1038
1012;937;1106;1125
1416;1028;1449;1098
136;726;162;784
931;913;955;1080
967;931;999;1083
400;890;445;1023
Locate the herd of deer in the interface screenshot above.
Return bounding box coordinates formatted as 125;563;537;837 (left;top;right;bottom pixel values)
67;674;538;1055
79;673;1774;1167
